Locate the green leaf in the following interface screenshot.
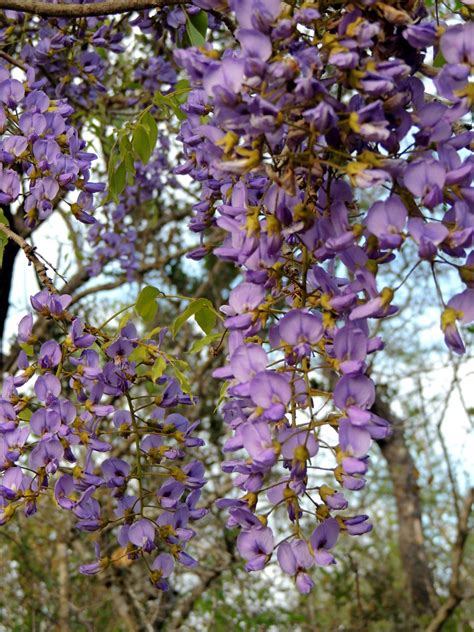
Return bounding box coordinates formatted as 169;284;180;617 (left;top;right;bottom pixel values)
141;111;158;152
18;409;32;422
109;160;126;200
190;10;208;40
173;79;191;104
19;343;34;356
154;91;187;121
119;134;133;158
194;305;216;335
171;298;218;337
0;208;9;268
189;332;222;354
136;286;160;322
129;346;149;363
172;364;192;396
133;125;152;164
433;51;447;68
186;16;206;47
150;356;167;381
216;380;229;410
117;311;131;331
123;151;136;184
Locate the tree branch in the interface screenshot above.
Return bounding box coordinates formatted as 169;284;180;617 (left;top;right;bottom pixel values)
0;0;185;18
425;487;474;632
0;222;56;293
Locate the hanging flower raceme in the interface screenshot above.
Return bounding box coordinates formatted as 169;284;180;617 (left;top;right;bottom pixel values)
0;65;104;228
174;0;474;592
0;290;207;589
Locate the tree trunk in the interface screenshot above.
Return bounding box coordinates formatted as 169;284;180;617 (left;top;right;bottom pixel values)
0;205;20;369
373;396;439;619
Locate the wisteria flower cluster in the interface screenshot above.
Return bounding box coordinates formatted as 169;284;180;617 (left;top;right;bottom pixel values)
0;8;123;107
174;0;474;591
0;65;104;228
0;290;207;588
87;134;177;279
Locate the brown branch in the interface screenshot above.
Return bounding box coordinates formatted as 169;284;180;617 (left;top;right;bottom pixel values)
0;49;26;69
0;0;185;18
0;222;57;293
425;487;474;632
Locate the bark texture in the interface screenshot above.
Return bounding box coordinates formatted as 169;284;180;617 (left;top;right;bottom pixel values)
373;396;439;619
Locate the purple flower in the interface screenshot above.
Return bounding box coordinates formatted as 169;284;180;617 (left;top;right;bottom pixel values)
1;427;29;463
236;28;272;61
74;490;101;532
30;408;61;436
408;219;449;260
79;544;106;575
157;480;185;509
249;371;291;420
333;326;367;376
0;79;24;107
112;410;132;430
151;553;174;590
320;486;348;510
277;539;314;593
101;458;130;487
221;282;266;330
54;474;79;510
0;167;20;204
278;426;318;479
339;417;372;458
34;374;61;403
403;160;446;209
38;340;62;369
30;290;72;317
0;400;17;432
310;518;339;566
403;22;437;48
3;135;28;158
203;58;245;100
28;437;64;473
333;375;375;417
440;23;474;65
128;519;156;552
229;0;281;31
17;314;34;344
0;467;28;500
237;526;274;571
303;102;337;132
344;514;373;536
278;310;323;357
229;343;268;384
365;196;407;249
446;289;474;325
441;289;474;355
241;420;278;468
349;287;398;321
70;319;96;349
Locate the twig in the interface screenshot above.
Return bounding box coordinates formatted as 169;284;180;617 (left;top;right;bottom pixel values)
0;0;185;18
0;222;57;293
0;49;26;69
